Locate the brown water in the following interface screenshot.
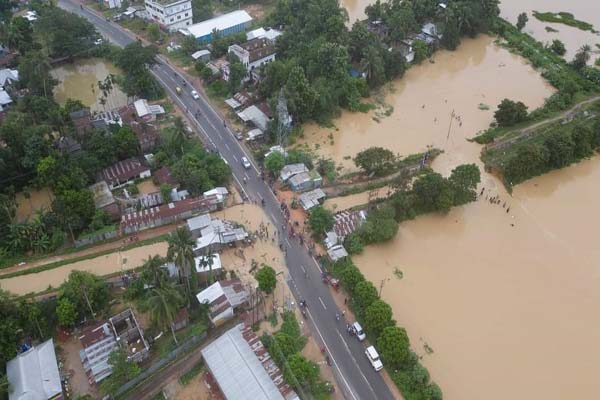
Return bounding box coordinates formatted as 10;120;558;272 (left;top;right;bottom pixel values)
52;58;127;112
341;0;600;62
15;188;54;222
300;35;554;173
0;242;169;295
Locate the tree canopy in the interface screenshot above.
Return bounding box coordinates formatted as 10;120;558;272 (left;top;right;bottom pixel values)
256;264;277;294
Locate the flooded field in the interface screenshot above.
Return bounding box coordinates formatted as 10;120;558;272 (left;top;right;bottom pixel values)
501;0;600;64
15;188;54;221
52;58;127;112
331;1;600;399
0;242;168;295
300;35;554;173
323;185;393;211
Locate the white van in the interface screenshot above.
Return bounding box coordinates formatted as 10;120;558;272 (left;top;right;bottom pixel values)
352;322;366;341
365;346;383;371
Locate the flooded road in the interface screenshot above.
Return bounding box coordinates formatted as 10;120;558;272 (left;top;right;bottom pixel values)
300;35;554;173
52;58;127;112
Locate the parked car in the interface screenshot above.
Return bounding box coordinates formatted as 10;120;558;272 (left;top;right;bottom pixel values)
191;90;199;99
365;346;383;371
241;156;251;169
352;322;366;341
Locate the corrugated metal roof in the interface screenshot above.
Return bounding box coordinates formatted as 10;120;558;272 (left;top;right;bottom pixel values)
185;10;252;39
202;325;285;400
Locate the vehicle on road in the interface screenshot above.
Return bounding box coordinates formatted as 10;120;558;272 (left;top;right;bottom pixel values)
241;156;251;169
175;87;182;95
191;90;199;99
352;322;366;341
365;346;383;371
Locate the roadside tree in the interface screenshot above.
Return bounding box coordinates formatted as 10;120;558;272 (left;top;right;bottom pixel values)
449;163;481;205
363;300;394;338
256;264;277;294
352;281;379;317
308;206;334;237
354;146;396;176
377;326;411;368
264;151;285;176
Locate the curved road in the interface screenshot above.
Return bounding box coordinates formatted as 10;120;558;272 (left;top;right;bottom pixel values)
57;2;396;399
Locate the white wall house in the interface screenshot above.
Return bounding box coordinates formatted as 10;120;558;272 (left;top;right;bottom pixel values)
228;38;276;78
144;0;193;32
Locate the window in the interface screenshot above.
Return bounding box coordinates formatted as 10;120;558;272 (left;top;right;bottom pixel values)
177;15;181;19
170;17;174;22
184;12;188;17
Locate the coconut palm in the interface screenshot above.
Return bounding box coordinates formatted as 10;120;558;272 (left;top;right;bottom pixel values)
167;227;195;305
141;255;167;289
198;249;215;284
170;117;187;156
146;284;184;345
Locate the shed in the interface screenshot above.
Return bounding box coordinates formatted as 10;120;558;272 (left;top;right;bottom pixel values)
246;128;264;141
288;170;322;192
6;339;62;400
191;49;211;62
279;163;308;182
327;244;348;261
299;188;326;211
182;10;253;43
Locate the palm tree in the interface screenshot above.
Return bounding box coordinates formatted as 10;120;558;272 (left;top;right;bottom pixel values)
141;255;167;289
198;249;216;284
146;285;184;345
171;117;187;156
167;227;195;305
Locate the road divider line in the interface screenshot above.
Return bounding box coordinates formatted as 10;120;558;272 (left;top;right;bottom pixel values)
318;297;327;310
336;331;378;398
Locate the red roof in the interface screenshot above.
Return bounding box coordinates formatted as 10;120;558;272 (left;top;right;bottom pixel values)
100;157;149;186
79;321;113;349
154;165;178;187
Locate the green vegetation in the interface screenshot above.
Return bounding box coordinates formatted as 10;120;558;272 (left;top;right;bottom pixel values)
346;164;481;254
308;206;335;238
330;258;440;400
482;106;600;187
100;348;142;396
354;147;397;176
494;99;529;127
57;270;111;322
179;361;204;386
516;12;528;31
532;11;596;33
255;264;277;294
549;39;566;56
261;312;332;397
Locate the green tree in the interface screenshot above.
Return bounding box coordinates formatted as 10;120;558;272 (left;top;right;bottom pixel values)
56;297;77;327
572;124;594;158
354;147;396;176
308;206;334;237
503;144;549;185
228;59;246;95
113;125;139;159
147;23;161;43
516;12;528;31
494;98;528;127
35;7;98;58
344;232;364;254
7;16;35;54
359;206;398;243
544;131;574;168
361;46;386;88
449;164;481;206
181;34;199;54
52;189;95;236
58;271;110;320
146;285;184;344
412;40;430;64
141;255;168;289
283;354;320;391
571;44;591;70
363;300;394;338
549;39;566;56
441;18;460;50
412;172;454;213
100;348;141;395
264;151;285;176
160;183;172;203
285;66;318;122
337;262;364;292
352;281;379;317
191;0;212;22
18;51;57;97
167;227;196;305
388;2;419;42
256;264;277;294
377;326;411;368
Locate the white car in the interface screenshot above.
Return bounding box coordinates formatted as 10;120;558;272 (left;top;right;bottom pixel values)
241;156;251;169
352;322;366;341
365;346;383;372
191;90;200;100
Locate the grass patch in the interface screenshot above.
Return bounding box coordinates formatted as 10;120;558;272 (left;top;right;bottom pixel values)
532;11;596;33
179;361;204;386
0;234;169;280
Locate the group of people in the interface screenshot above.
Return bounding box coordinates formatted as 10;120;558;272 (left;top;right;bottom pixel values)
480;187;511;214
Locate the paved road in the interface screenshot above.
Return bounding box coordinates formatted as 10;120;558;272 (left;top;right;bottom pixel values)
58;2;397;399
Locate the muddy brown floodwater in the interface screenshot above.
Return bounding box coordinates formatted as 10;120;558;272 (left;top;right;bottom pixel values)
52;58;127;112
300;35;554;173
328;1;600;399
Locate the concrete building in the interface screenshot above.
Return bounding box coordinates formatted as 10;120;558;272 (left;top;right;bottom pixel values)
145;0;192;32
79;322;118;384
201;323;299;400
89;181;120;219
6;339;63;400
195;280;249;326
191;49;211;62
228;38;276;80
192;217;248;254
182;10;252;43
108;308;150;363
134;99;165;121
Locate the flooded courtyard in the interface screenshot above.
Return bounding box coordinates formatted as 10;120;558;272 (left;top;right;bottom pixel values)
331;1;600;399
52;58;127;112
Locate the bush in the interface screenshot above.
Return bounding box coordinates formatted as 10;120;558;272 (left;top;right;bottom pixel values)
494;98;528;127
308;206;334;237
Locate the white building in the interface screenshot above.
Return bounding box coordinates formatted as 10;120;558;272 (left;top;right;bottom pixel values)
181;10;252;43
228;38;276;78
145;0;193;32
103;0;122;9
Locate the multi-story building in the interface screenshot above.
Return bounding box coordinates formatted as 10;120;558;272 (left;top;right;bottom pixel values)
228;38;276;80
144;0;192;32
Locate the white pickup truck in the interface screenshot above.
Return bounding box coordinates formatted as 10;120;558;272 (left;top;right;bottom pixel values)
365;346;383;372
